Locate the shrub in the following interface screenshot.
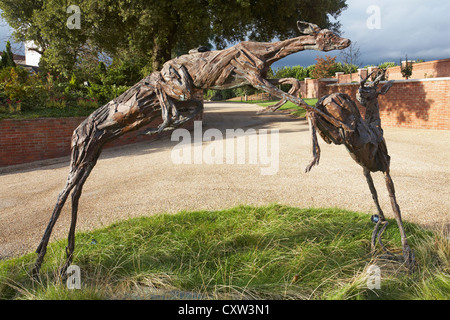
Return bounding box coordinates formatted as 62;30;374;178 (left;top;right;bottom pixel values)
77;97;98;109
45;96;67;109
378;61;397;69
86;83;129;105
401;55;413;79
0;99;21;114
341;63;358;74
273;65;313;81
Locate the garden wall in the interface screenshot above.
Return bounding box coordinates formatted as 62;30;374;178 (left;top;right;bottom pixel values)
0;110;203;168
335;58;450;83
320;78;450;130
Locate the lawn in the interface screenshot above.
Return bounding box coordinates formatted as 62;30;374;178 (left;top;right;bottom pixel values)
0;204;448;300
0;98;318;121
255;99;318;118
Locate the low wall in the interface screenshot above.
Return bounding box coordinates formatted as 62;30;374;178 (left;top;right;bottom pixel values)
336;58;450;83
0;112;203;168
321;78;450;130
301;78;337;99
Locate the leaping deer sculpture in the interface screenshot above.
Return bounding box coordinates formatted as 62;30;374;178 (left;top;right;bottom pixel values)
306;69;415;269
32;21;351;276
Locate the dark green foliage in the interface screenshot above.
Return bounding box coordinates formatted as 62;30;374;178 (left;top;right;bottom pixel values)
0;0;348;74
400;55;413;79
0;41;16;69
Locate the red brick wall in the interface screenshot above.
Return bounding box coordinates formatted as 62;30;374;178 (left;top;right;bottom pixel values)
385;58;450;80
0;112;203;168
321;78;450;130
336;58;450;84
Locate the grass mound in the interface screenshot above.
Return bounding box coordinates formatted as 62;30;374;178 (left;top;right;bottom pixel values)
0;204;448;300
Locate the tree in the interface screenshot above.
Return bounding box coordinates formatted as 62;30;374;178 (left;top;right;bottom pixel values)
400;55;413;80
0;0;348;74
339;41;361;81
0;40;16;68
311;55;342;79
339;41;361;72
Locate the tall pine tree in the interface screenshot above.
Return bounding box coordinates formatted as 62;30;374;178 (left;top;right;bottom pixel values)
1;40;16;69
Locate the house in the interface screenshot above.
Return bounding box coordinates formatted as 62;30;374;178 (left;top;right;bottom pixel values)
24;41;41;67
0;41;41;72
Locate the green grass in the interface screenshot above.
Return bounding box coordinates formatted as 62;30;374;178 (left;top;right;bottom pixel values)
0;204;448;300
255;99;318;118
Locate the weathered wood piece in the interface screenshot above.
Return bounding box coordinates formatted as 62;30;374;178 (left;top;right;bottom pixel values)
32;21;350;276
306;69;415;270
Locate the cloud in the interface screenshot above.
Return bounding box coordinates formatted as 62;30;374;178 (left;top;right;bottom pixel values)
273;0;450;69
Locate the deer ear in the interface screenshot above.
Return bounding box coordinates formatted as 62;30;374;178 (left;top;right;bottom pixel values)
379;80;394;95
297;21;319;35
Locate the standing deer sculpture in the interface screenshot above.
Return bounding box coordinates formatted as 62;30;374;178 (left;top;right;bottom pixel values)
305;69;415;269
32;21;351;276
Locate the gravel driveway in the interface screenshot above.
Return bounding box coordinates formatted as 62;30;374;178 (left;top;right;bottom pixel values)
1;102;449;260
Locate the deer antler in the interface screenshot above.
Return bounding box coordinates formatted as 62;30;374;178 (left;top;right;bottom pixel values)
372;69;387;86
360;70;378;87
360;69;387;87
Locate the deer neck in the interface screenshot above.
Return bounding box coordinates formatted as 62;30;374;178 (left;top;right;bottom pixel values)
263;35;317;66
363;100;382;127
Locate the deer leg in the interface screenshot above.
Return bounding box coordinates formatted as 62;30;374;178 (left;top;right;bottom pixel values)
170;100;203;128
142;98;203;135
243;73;353;132
32;168;84;277
144;66;198;136
363;168;394;257
256;99;287;114
305;111;321;173
384;170;415;270
33;108;113;277
60;158;98;276
143;88;177;135
256;78;301;114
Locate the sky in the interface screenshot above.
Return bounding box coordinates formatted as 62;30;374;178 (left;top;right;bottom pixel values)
1;0;450;69
270;0;450;69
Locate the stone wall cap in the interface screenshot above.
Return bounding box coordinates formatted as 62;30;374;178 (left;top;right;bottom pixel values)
326;76;450;86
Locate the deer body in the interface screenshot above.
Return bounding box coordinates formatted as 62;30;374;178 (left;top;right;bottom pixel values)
33;21;351;276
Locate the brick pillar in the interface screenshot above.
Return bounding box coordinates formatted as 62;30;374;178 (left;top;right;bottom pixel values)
358;68;368;82
367;66;379;76
335;72;344;83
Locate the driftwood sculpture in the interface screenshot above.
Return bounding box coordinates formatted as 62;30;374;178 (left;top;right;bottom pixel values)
305;69;415;269
32;21;351;276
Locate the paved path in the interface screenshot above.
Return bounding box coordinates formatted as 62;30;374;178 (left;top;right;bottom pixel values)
1;102;449;259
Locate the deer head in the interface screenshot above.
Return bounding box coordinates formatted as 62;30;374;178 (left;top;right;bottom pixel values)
297;21;351;52
357;69;393;106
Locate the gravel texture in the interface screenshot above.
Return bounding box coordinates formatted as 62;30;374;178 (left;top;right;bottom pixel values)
0;102;449;260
